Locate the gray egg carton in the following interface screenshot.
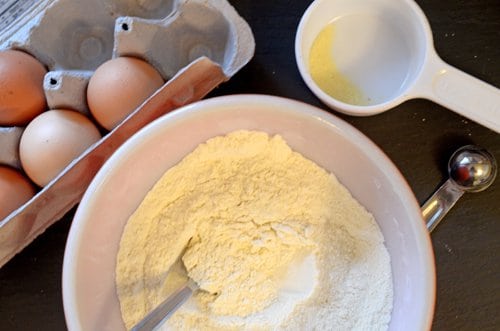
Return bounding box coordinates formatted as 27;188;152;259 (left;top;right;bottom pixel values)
0;0;254;267
1;0;253;115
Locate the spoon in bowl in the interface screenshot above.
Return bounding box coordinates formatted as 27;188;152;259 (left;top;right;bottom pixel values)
422;145;497;232
130;248;199;331
130;278;198;331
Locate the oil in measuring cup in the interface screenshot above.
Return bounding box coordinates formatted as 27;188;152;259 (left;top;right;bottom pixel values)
308;13;413;106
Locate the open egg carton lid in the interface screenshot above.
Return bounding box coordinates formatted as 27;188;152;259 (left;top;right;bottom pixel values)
0;0;255;268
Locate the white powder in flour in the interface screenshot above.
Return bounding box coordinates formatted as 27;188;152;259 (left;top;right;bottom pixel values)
116;130;393;330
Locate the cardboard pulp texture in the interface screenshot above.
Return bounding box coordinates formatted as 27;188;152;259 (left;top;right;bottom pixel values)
0;0;255;267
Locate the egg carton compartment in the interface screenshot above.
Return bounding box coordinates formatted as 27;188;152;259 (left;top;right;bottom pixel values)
0;0;255;267
114;0;254;79
1;0;176;70
43;70;94;115
0;127;23;169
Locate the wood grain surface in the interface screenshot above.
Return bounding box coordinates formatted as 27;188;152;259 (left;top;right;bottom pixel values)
0;0;498;330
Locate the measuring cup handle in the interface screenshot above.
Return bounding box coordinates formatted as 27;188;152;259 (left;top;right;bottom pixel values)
415;54;500;133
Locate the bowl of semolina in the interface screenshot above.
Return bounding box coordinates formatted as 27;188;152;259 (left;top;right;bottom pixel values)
62;94;435;331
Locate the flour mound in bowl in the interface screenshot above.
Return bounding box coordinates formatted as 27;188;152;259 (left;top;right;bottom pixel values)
115;130;393;330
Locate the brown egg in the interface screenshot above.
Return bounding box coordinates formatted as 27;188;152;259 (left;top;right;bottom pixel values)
0;165;36;220
0;49;47;126
87;56;164;130
19;109;102;187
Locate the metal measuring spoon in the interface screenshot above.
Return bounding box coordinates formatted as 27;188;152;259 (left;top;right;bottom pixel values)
422;145;497;232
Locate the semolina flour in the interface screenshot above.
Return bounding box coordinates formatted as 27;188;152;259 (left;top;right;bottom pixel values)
115;130;393;330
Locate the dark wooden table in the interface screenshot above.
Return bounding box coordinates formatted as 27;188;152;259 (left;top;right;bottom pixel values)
0;0;498;330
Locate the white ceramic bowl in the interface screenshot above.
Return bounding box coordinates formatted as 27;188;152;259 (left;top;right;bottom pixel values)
62;95;435;331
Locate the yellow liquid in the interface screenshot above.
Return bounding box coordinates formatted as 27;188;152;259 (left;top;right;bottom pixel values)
309;23;367;105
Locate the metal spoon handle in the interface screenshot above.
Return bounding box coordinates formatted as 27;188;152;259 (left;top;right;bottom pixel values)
130;280;196;331
422;179;464;232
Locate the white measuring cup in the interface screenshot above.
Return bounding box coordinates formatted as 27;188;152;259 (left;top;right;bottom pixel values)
295;0;500;133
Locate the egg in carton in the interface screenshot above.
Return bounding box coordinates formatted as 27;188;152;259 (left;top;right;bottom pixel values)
0;0;255;267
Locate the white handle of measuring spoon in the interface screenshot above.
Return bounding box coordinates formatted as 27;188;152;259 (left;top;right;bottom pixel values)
414;53;500;133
